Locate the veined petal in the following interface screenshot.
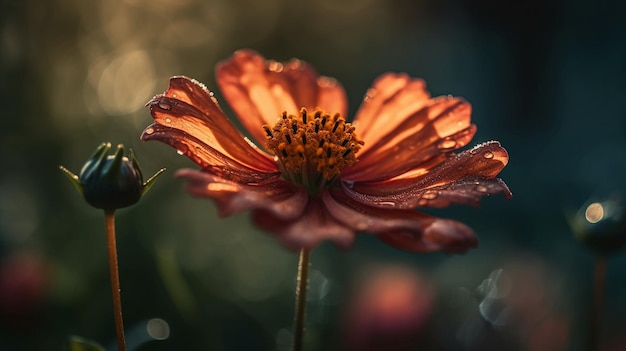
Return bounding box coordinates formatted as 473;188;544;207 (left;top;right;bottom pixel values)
251;198;355;251
216;49;348;146
176;169;307;220
343;141;511;209
352;73;431;154
142;124;274;174
345;97;474;181
322;190;477;253
143;76;277;173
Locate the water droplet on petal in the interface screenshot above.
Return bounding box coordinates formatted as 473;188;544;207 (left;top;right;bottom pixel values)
144;127;154;135
483;151;494;159
268;60;284;72
377;201;396;207
422;191;438;200
158;102;171;110
437;139;457;150
476;185;488;192
165;117;172;124
176;150;184;155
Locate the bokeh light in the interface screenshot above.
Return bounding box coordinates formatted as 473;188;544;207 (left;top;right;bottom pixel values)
585;202;605;224
146;318;170;340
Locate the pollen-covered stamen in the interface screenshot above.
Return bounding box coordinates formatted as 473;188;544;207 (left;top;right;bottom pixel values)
263;108;363;191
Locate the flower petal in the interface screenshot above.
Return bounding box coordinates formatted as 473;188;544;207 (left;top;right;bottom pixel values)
142;124;267;174
345;97;475;181
216;49;348;145
251;198;355;251
322;190;477;253
352;73;431;154
176;169;307;220
143;76;277;173
343;141;511;209
377;221;478;254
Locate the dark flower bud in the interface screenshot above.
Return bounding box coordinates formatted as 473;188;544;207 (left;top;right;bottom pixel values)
570;194;626;255
60;143;165;212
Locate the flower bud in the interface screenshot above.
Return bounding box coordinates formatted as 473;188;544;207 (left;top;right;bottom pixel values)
60;143;165;212
570;194;626;255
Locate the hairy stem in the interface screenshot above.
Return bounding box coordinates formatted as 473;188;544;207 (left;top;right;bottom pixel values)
105;210;126;351
293;248;311;351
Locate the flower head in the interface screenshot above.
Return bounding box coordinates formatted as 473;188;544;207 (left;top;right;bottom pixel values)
569;195;626;255
142;50;511;253
60;143;165;211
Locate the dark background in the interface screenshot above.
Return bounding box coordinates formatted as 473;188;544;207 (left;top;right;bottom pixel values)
1;0;625;350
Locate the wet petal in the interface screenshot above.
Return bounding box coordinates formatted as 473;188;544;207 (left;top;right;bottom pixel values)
142;124;267;174
343;141;511;209
377;220;478;254
322;190;477;253
251;198;355;251
143;76;277;173
352;73;431;154
176;169;307;220
346;97;474;181
216;49;348;145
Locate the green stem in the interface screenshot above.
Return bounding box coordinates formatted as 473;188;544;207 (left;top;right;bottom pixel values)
588;254;607;351
293;248;311;351
105;210;126;351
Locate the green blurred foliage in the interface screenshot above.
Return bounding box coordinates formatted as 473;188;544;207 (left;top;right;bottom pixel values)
1;0;626;350
69;336;105;351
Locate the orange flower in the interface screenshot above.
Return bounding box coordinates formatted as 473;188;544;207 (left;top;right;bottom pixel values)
141;50;511;253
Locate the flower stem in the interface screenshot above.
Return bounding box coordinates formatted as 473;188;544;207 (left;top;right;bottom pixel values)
588;254;607;351
293;248;311;351
104;210;127;351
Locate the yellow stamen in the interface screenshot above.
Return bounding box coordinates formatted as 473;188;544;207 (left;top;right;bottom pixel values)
264;108;363;193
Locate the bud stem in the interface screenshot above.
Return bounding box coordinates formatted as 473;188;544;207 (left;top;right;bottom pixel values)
104;210;127;351
293;248;311;351
588;253;607;351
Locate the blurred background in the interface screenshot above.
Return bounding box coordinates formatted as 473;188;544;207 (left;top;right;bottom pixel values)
1;0;625;350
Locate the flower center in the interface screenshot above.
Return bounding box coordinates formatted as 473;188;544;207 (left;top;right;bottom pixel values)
263;108;363;194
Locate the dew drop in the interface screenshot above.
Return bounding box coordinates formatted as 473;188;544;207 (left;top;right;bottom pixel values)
268;60;284;72
422;191;438;200
209;91;214;97
165;117;172;124
437;139;457;150
483;151;494;159
377;201;396;207
176;150;184;155
158;102;171;110
144;127;154;135
476;185;488;192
